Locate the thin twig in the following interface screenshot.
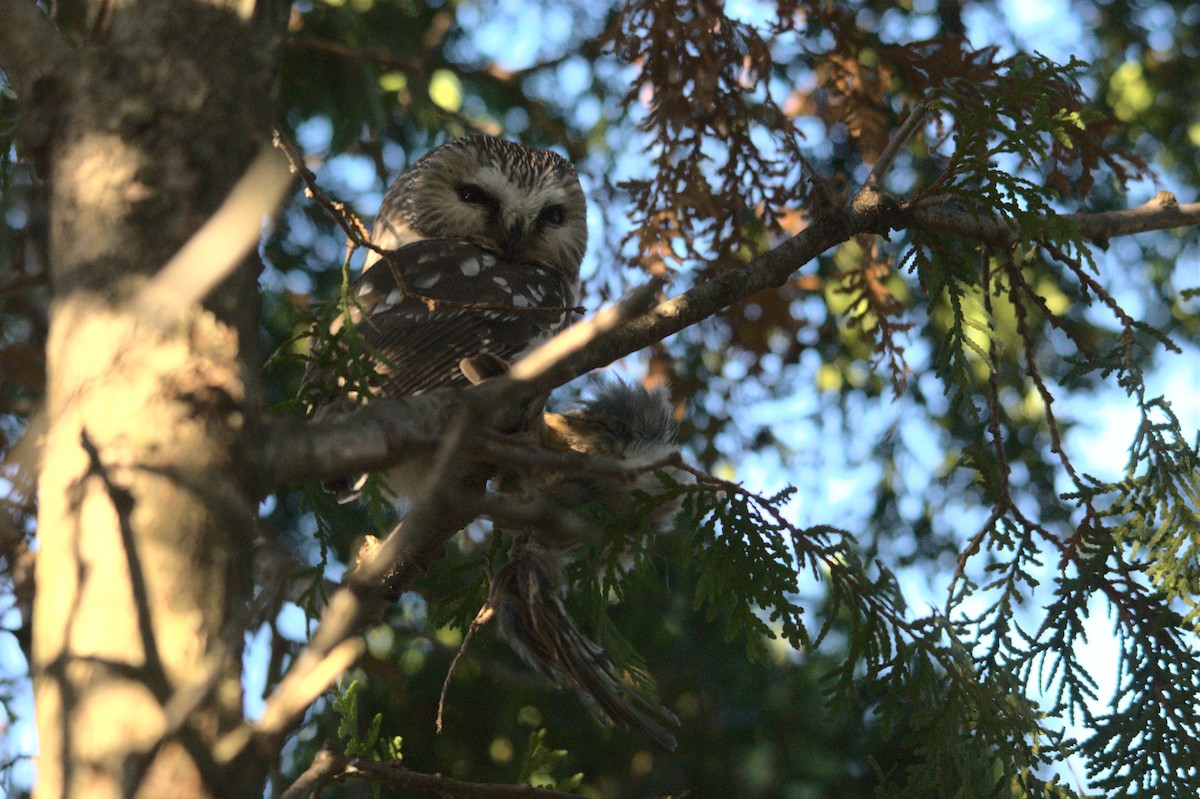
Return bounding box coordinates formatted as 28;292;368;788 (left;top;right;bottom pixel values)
333;756;601;799
272;128;377;252
436;601;494;734
864;102;928;191
279;748;342;799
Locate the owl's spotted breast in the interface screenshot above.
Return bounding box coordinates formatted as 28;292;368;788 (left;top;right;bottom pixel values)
343;239;577;398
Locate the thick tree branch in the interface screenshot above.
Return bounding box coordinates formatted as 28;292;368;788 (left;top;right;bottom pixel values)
0;0;73;98
520;202;875;391
914;192;1200;247
258;392;453;487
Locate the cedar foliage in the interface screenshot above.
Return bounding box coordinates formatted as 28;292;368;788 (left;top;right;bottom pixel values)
2;1;1198;798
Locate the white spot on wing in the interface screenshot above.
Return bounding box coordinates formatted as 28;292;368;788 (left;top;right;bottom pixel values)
512;294;531;308
460;257;481;276
386;289;403;304
493;276;508;287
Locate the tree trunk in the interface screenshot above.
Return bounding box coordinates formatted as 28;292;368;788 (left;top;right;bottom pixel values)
27;3;286;797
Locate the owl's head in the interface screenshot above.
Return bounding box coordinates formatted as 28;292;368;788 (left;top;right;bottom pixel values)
378;135;587;278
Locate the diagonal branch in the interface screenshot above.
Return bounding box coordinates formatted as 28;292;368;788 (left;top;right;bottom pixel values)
255;398;489;752
865;102;927;191
135;146;294;328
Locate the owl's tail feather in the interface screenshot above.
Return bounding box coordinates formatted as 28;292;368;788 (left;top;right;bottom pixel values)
489;539;680;750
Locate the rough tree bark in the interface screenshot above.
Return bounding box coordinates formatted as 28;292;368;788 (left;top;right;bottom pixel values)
0;2;288;797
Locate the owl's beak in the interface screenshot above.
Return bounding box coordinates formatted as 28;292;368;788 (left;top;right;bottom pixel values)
498;215;528;256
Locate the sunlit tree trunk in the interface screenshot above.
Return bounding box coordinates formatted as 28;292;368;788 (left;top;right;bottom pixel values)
22;3;287;797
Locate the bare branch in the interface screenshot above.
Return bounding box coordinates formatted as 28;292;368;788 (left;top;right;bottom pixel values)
914;192;1200;247
507;278;663;387
0;0;74;99
548;204;863;383
254;638;365;748
332;755;600;799
272;128;377;253
864;102;927;191
279;749;341;799
135;147;294;328
258;392;451;487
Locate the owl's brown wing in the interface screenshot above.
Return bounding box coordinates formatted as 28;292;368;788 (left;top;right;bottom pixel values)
311;238;576;402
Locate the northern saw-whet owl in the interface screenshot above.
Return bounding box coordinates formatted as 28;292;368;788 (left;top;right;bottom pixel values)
490;380;685;749
304;138;682;747
305;134;587;501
